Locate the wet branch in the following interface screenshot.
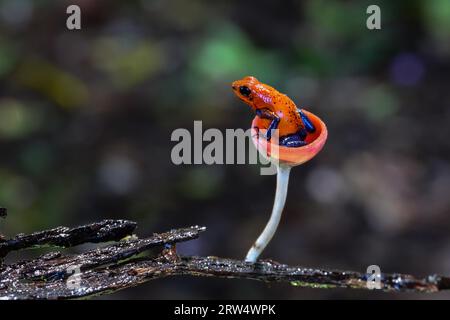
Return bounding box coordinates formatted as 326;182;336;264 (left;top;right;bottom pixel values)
0;219;137;257
1;219;449;299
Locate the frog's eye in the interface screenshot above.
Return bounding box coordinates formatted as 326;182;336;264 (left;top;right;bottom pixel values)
239;86;251;97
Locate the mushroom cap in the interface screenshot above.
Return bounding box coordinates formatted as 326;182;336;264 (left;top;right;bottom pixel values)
251;109;327;167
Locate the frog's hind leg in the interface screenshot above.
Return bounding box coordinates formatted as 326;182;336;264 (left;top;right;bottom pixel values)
280;133;307;147
298;109;316;133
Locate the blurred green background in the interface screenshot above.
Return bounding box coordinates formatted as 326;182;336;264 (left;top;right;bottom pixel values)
0;0;450;299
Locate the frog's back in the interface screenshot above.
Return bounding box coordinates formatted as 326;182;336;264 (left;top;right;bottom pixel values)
269;89;303;136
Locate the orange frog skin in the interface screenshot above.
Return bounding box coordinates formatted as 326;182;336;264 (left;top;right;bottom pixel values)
232;76;315;147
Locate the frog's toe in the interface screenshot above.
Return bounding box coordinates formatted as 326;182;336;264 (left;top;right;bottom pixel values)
252;126;260;139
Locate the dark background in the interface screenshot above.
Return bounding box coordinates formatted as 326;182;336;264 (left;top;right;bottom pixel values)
0;0;449;299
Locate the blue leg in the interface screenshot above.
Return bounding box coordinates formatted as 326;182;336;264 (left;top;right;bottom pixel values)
265;118;280;141
298;109;316;133
280;133;307;147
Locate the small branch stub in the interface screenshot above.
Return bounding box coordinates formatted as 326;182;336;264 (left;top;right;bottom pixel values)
0;208;6;218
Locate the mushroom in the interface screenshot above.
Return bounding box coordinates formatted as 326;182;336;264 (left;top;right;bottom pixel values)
245;110;328;263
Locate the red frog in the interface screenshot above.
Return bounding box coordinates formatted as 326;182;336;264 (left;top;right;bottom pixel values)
232;76;315;147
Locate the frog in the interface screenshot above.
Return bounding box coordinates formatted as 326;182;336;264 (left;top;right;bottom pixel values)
232;76;315;147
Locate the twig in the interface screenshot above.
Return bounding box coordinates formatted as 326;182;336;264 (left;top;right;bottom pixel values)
0;220;449;299
0;219;137;257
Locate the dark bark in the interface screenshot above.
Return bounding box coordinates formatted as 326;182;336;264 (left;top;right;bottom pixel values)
0;219;137;257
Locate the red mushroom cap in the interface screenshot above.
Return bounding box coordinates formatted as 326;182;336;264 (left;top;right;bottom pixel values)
251;109;327;167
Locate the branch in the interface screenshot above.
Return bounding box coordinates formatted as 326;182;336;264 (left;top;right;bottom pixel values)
0;219;449;299
0;219;137;257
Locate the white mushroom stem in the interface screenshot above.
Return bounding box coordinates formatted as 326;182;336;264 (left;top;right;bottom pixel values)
245;164;291;263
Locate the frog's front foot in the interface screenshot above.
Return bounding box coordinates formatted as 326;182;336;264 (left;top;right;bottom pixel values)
253;126;273;142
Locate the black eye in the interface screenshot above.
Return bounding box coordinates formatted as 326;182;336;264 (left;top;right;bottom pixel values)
239;86;251;97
